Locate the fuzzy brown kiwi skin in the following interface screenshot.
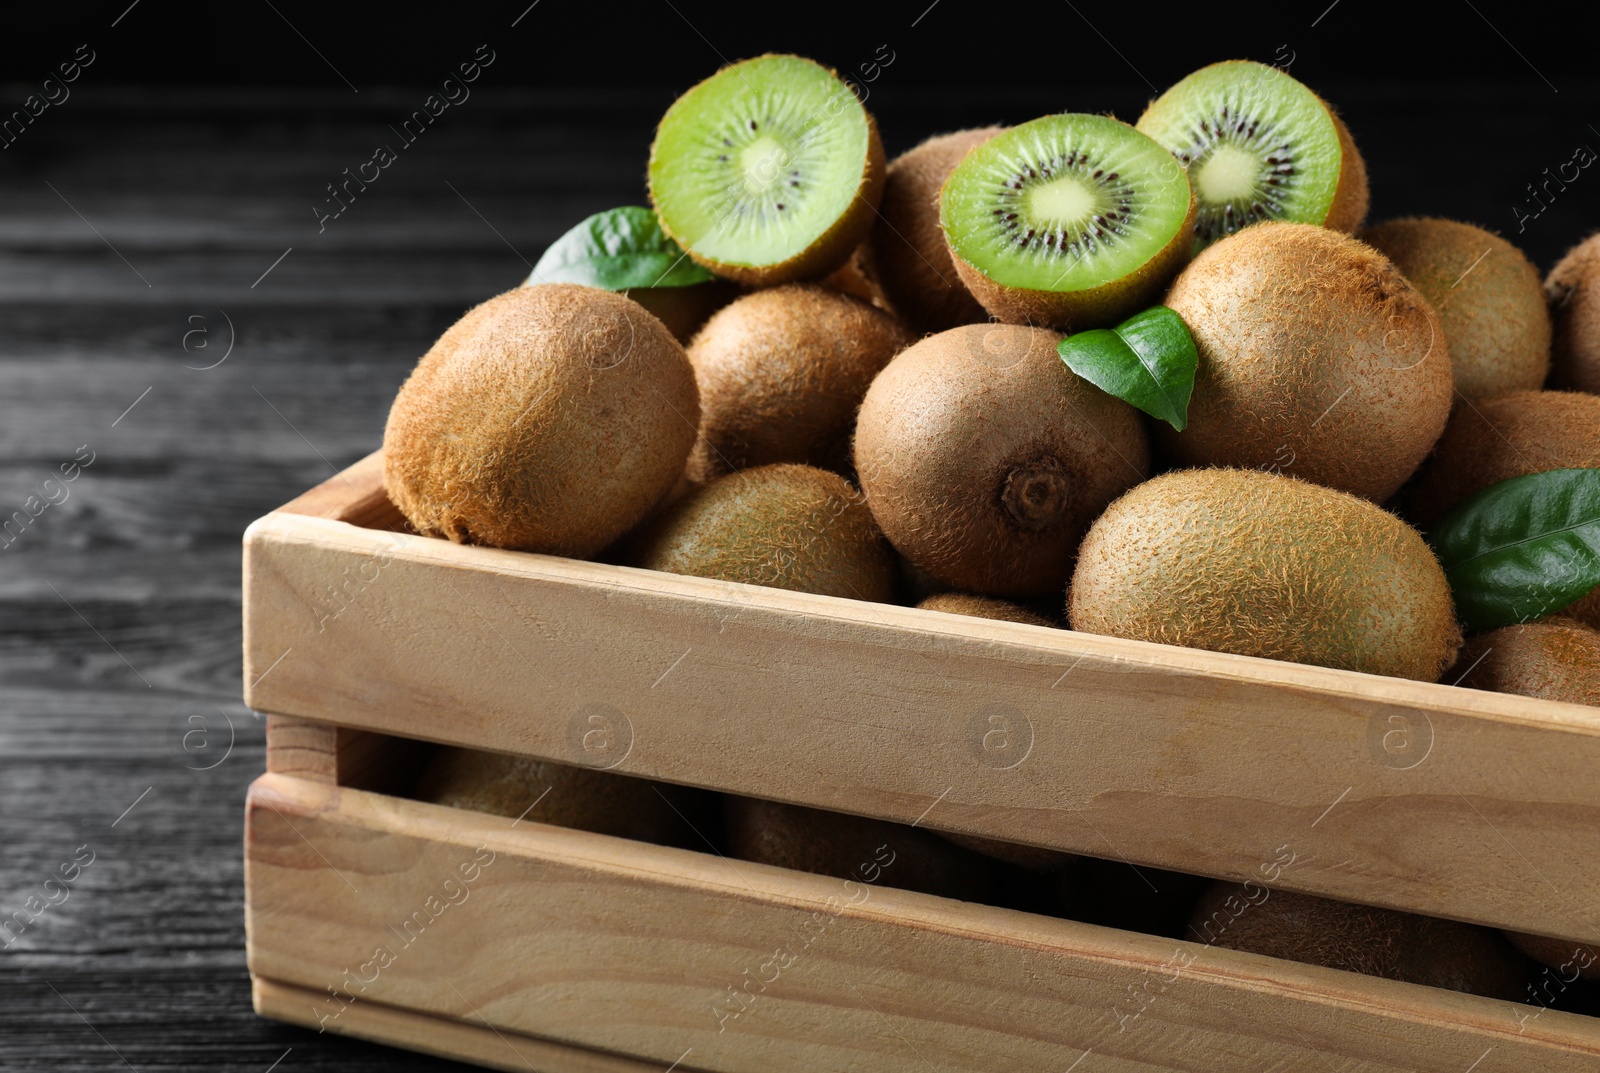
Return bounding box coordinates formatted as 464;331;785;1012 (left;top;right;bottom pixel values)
818;240;890;310
947;189;1197;333
1546;232;1600;394
1448;619;1600;708
724;796;993;902
415;747;714;850
383;284;699;557
1158;222;1454;503
870;127;1004;332
1189;883;1530;1001
627;463;895;603
854;323;1151;600
1361;217;1550;399
649;58;887;288
1404;390;1600;630
1322;113;1370;234
1069;468;1463;682
685;284;914;483
916;592;1057;628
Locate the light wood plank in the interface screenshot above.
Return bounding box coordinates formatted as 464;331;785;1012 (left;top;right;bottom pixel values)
245;773;1600;1073
242;502;1600;947
253;977;709;1073
265;715;340;784
264;716;432;794
274;451;400;529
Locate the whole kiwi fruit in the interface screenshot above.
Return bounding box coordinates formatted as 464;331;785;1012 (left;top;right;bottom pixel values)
1069;468;1462;682
868;127;1003;332
1405;390;1600;629
853;323;1150;600
686;284;914;482
628;463;895;602
1361;217;1550;399
1502;931;1600;981
414;747;714;850
1449;619;1600;708
1547;232;1600;394
1189;883;1529;1001
724;795;992;902
915;592;1056;628
384;284;698;556
1159;222;1454;503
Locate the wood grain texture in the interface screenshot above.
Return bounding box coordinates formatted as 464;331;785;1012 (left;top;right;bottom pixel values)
254;978;716;1073
243;496;1600;948
274;452;398;527
12;81;1600;1073
245;773;1600;1073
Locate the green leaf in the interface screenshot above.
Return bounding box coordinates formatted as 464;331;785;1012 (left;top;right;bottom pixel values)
1428;468;1600;633
529;206;714;291
1057;305;1197;430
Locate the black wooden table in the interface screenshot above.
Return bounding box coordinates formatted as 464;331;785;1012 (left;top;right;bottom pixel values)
0;74;1595;1070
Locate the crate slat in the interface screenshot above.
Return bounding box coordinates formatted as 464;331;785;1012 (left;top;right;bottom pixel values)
242;461;1600;945
252;977;706;1073
244;772;1600;1073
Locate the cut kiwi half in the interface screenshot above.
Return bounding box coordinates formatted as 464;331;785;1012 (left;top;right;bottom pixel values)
1137;60;1369;250
939;113;1195;331
648;54;885;286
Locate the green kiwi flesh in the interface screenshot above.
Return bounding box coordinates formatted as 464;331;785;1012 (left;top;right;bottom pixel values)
854;323;1151;600
1189;883;1529;1000
1361;217;1550;399
686;283;913;482
383;284;699;557
724;795;992;902
940;113;1195;330
1159;222;1453;502
628;463;894;602
1068;468;1462;682
649;54;884;286
1137;60;1369;250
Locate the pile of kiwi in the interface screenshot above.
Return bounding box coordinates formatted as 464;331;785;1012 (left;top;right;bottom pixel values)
378;51;1600;1010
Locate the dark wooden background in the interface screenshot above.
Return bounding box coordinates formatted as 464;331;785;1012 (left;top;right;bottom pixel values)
1;6;1598;1066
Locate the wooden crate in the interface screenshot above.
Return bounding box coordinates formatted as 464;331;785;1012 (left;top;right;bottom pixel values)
243;453;1600;1071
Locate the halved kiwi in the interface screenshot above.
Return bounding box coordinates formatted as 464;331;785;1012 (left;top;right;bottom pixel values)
1136;59;1369;250
939;113;1195;330
648;54;884;286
